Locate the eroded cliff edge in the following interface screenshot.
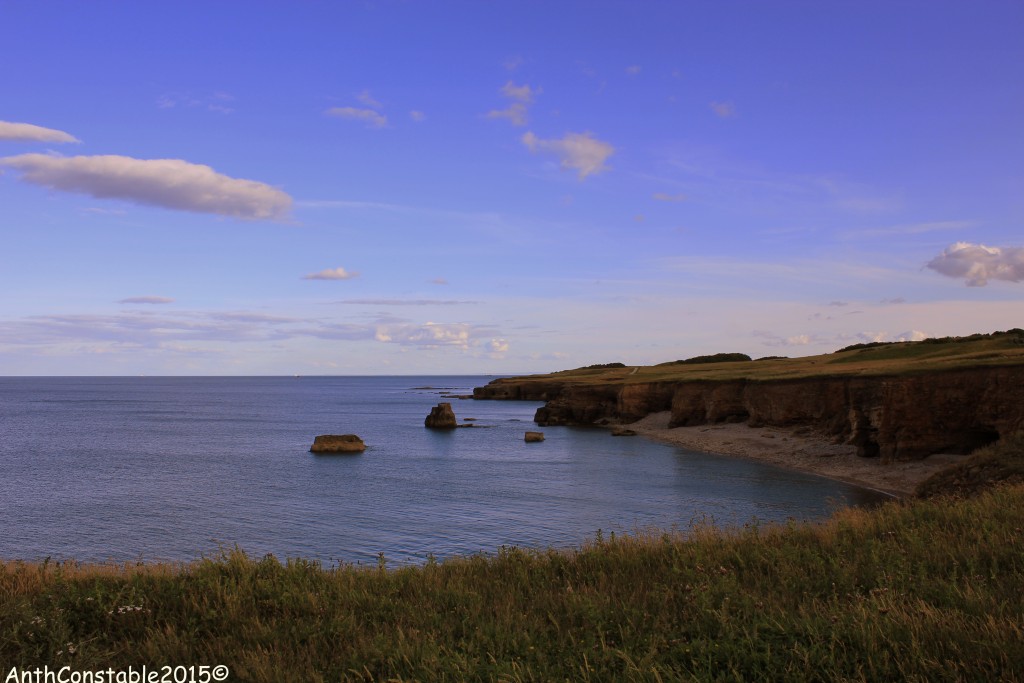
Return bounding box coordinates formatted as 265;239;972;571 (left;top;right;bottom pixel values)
475;361;1024;463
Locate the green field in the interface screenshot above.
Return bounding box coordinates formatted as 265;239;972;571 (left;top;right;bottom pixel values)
497;329;1024;386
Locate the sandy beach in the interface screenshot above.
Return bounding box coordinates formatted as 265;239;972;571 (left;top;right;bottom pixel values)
624;412;965;498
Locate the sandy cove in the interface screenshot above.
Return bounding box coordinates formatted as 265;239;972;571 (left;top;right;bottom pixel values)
625;412;966;498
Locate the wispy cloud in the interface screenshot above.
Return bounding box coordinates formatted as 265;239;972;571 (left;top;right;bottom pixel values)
372;322;492;350
303;267;359;281
652;192;687;202
842;220;975;239
926;242;1024;286
625;65;641;75
754;327;928;349
501;81;537;103
486;81;539;127
0;310;507;356
409;110;426;122
650;145;901;216
301;319;502;351
157;91;235;114
0;311;302;347
0;121;80;143
522;131;614;179
487;103;528;126
119;296;175;305
709;101;736;118
325;107;388;129
335;299;479;306
355;89;383;108
0;154;292;220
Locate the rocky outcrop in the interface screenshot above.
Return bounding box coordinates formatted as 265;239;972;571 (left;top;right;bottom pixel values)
525;431;545;442
475;365;1024;462
473;380;565;402
424;403;458;429
310;434;366;454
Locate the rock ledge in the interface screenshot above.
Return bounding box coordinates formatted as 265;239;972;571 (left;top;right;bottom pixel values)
310;434;366;454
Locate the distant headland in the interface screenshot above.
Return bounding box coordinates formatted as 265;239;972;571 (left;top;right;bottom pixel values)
475;329;1024;496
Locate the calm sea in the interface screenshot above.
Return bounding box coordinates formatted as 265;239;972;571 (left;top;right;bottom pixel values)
0;376;887;565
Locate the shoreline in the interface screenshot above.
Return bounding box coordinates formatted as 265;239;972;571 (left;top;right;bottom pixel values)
623;412;965;498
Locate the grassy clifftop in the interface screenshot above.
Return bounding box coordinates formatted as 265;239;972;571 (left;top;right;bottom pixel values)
507;329;1024;385
3;486;1022;680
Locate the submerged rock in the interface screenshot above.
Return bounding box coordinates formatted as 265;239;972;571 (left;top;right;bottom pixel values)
525;431;545;442
310;434;366;454
425;402;458;429
611;427;638;436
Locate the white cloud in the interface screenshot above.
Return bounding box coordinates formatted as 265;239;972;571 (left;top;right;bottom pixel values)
375;321;473;348
0;154;292;220
652;192;687;202
299;318;503;352
409;110;426;122
303;267;359;281
926;242;1024;287
336;299;478;306
501;81;537;103
355;90;383;108
430;277;449;285
848;330;930;344
625;65;641;75
488;338;509;353
753;330;825;347
0;121;79;143
487;103;529;126
119;296;175;305
487;81;539;127
521;131;614;179
325;107;388;128
709;101;736;118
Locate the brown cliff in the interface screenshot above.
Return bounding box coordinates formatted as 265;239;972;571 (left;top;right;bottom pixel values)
475;362;1024;463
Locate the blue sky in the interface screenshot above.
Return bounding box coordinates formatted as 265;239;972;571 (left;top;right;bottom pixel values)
1;1;1022;375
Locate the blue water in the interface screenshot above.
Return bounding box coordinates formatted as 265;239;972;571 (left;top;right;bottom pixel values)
0;376;887;565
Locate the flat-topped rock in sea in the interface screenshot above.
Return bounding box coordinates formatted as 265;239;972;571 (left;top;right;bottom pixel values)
424;402;458;429
525;431;545;442
310;434;366;454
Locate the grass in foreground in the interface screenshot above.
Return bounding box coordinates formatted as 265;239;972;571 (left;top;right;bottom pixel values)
917;430;1024;499
3;488;1023;682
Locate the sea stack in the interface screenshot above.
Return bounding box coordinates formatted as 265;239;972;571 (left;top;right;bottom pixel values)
310;434;366;454
424;402;458;429
525;431;545;442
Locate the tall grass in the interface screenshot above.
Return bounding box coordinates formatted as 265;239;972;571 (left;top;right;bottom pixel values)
917;431;1024;498
3;486;1023;681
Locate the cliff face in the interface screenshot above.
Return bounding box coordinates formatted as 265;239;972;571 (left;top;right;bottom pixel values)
474;366;1024;462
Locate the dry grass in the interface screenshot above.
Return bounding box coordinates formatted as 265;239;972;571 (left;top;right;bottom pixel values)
4;486;1023;681
501;329;1024;387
